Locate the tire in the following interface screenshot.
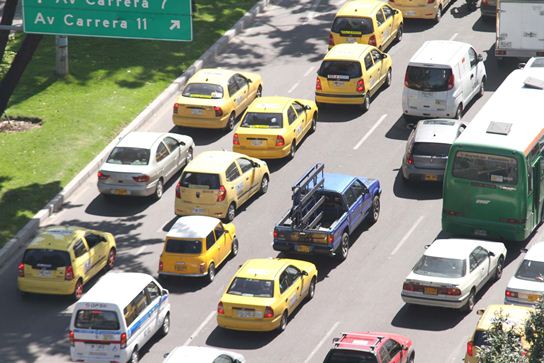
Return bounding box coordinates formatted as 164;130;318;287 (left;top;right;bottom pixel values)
408;353;415;363
288;142;296;160
106;248;116;271
259;174;269;195
384;68;392;88
310;114;317;133
278;311;288;332
226;203;236;222
478;78;485;98
454;104;463;120
231;238;239;257
225;113;236;131
129;347;139;363
494;256;504;281
434;6;442;23
207;262;216;283
154;178;164;200
463;290;476;312
369;196;380;225
361;94;370;112
256;85;263;98
336;232;349;261
395;24;403;43
73;279;84;301
307;277;316;301
160;313;170;337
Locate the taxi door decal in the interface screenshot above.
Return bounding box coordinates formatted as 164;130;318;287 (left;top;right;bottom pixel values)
235;181;244;197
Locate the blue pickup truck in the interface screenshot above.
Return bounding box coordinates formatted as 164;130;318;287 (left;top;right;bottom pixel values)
273;164;381;260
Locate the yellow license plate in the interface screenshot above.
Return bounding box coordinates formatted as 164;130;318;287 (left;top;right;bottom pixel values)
296;245;311;253
424;175;438;181
112;189;128;195
424;287;438;295
175;263;186;271
529;294;540;302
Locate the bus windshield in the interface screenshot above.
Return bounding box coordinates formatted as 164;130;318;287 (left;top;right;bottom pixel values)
452;151;518;185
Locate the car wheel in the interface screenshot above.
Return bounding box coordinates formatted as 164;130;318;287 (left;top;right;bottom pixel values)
226;203;236;222
154;178;164;200
408;352;415;363
494;256;504;281
256;85;263;98
225;113;236;131
463;290;476;312
435;6;442;23
478;78;485;98
73;279;84;301
231;238;239;257
395;24;403;42
336;232;349;261
260;174;269;194
288;142;296;160
160;313;170;337
310;114;317;133
385;68;392;88
106;248;116;271
129;347;139;363
369;196;380;224
361;94;370;112
207;262;216;283
278;311;288;332
307;277;316;300
454;104;463;120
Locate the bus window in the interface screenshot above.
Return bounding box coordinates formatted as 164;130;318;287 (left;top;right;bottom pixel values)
452;151;518;185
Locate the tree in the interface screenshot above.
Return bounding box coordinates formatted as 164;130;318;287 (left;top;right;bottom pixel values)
0;0;18;61
525;298;544;363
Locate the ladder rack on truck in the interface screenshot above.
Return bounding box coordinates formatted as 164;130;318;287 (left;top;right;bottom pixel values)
288;163;326;230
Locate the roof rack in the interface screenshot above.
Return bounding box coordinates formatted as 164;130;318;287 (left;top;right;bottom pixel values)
289;163;325;230
332;332;385;351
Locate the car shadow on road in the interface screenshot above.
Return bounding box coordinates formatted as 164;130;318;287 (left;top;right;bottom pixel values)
385;115;413;141
450;3;478;19
316;105;363;123
472;15;495;32
391;304;467;331
402;19;436;33
170;125;228;146
205;326;279;350
482;43;519;92
392;170;443;200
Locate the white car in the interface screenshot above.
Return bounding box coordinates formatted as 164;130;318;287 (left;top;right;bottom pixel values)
97;132;194;200
401;239;506;312
505;242;544;306
163;346;245;363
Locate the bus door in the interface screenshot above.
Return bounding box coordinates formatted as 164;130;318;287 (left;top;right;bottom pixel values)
536;157;544;223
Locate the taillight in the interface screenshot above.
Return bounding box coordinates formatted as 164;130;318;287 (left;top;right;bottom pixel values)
214;106;223;117
427;0;435;3
368;35;377;46
316;77;322;91
159;260;163;272
132;175;150;183
389;0;394;2
407;153;414;165
356;79;365;93
447;73;455;90
438;287;462;296
328;33;334;47
466;341;474;357
173;103;180;114
403;282;415;291
273;229;278;238
65;265;74;281
175;181;181;199
505;290;519;298
18;262;24;277
264;306;274;319
69;330;75;347
217;185;226;202
482;0;488;4
275;135;285;147
120;333;127;349
327;235;334;244
97;171;109;181
233;133;240;145
217;302;225;315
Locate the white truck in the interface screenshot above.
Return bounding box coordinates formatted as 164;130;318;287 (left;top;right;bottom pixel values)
495;0;544;60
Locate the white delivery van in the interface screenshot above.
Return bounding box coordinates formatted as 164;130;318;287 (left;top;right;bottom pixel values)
402;40;487;120
69;272;170;363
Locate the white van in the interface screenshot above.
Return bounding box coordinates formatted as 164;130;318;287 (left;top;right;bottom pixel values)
69;272;170;363
402;40;486;120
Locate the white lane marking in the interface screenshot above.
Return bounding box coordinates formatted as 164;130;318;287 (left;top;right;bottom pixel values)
137;245;147;255
305;0;325;21
304;66;316;77
183;311;216;346
353;114;387;150
288;81;300;94
304;321;340;363
449;33;458;41
390;216;425;256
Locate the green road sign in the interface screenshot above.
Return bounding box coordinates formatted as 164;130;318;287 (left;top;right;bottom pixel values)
22;0;192;41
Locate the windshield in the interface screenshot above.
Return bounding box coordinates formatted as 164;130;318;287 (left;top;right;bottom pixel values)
22;249;71;269
75;310;120;330
413;143;451;157
515;260;544;282
165;239;202;254
405;66;452;92
473;330;490;347
180;172;220;189
452;151;518;185
241;112;283;128
227;277;274;298
324;349;378;363
182;83;223;99
107;147;149;166
331;16;374;35
318;61;362;80
413;255;466;278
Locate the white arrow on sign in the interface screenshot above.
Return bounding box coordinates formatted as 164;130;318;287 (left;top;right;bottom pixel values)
169;20;180;30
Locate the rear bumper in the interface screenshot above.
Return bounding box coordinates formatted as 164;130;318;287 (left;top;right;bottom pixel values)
315;92;366;105
504;296;538;306
71;348;128;363
97;181;157;197
395;4;438;19
495;47;544;58
18;277;76;295
401;292;468;309
173;114;229;129
441;215;527;241
159;271;207;277
402;106;457;119
402;164;445;181
273;241;334;256
233;144;291;159
175;200;228;219
217;315;282;332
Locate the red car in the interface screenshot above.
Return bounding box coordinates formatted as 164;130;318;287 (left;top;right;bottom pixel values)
323;332;415;363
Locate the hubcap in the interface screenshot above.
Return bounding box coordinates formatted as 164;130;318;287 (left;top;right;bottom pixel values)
365;96;370;109
257;87;262;97
310;281;315;297
163;316;170;333
281;313;287;329
75;282;83;299
132;350;138;363
342;238;348;256
156;181;163;198
108;250;115;268
233;241;238;255
373;199;380;220
290;144;296;158
209;265;215;280
228;205;235;221
261;177;269;193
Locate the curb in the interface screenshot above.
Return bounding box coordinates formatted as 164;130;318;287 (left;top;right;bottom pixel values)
0;0;271;268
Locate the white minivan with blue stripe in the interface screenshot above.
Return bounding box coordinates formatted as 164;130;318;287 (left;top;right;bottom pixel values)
69;272;170;363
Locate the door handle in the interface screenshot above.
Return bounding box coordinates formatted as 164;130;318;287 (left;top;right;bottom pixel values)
297;287;300;290
285;299;288;302
231;187;234;189
470;74;474;79
245;177;249;181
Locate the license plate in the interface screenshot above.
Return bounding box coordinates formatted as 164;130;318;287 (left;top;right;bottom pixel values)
422;92;433;97
333;81;345;87
89;352;107;356
112;189;128;195
192;207;204;213
39;269;52;277
474;229;488;237
529;294;540;302
424;175;438;181
191;108;203;115
236;310;256;318
406;10;416;16
296;245;311;253
346;37;357;43
424;287;438;295
251;139;264;146
175;263;186;271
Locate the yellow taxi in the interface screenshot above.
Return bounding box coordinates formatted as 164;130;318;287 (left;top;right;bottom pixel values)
158;216;238;283
17;226;117;300
464;304;533;362
329;0;403;50
174;151;270;222
217;258;318;332
389;0;452;22
232;96;318;160
172;68;263;131
315;43;392;111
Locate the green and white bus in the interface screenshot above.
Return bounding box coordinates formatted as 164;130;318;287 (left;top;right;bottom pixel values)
442;68;544;241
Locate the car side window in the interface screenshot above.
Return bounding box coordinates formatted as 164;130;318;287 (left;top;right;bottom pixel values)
286;265;301;283
213;355;234;363
379;345;391;363
468;48;478;68
206;231;216;250
382;5;393;19
163;137;180;153
292;101;305;116
343;187;357;208
376;9;385;26
124;290;148;327
73;239;88;258
156;142;170;163
84;232;105;249
287;106;298;125
364;53;374;71
214;223;225;240
475;247;490;265
384;339;403;359
233;74;248;89
279;271;290;294
371;49;382;64
226;162;241;182
236;158;253;174
349;180;367;200
469;252;479;272
228;77;240;96
145;281;161;303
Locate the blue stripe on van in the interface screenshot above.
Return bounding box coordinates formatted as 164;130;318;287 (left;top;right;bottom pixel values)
128;294;169;339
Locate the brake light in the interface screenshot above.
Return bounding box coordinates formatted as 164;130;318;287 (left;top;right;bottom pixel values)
316;77;322;91
159;260;163;272
217;302;225;315
175;181;181;198
233;133;240;145
427;0;435;3
132;175;150;183
18;262;24;277
403;282;415;291
69;330;75;346
438;287;462;296
214;106;223;117
275;135;285;147
447;73;455;90
217;185;226;202
368;35;376;46
65;265;74;281
273;229;278;238
482;0;488;4
120;333;127;349
173;103;180;114
264;306;274;319
466;341;474;357
356;79;365;93
505;290;519;298
327;234;334;244
328;33;334;47
97;171;109;181
404;71;409;87
407;153;414;165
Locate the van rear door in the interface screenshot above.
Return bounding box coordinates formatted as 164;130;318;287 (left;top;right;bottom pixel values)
404;65;452;114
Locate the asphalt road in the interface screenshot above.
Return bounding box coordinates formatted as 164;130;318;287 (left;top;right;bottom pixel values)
0;0;534;362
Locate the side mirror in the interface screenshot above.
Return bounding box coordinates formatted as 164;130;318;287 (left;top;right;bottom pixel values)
382;53;388;59
488;251;495;257
161;288;169;296
518;63;526;69
163;353;170;358
252;161;260;168
246;77;252;83
302;270;309;276
476;309;485;316
521;248;528;253
332;337;340;344
477;54;484;62
407;123;416;130
178;141;186;146
402;344;409;351
424;244;430;249
305;104;312;110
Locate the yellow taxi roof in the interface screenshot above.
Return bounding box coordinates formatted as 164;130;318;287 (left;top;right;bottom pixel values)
337;0;381;17
475;304;534;331
27;226;84;251
325;43;372;61
188;68;236;86
236;258;290;280
246;96;292;113
185;150;245;173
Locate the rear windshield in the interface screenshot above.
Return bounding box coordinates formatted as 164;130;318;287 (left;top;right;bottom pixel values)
324;349;378;363
182;83;224;99
413;255;466;278
241;112;283;128
331;16;374;35
75;309;120;330
23;249;71;268
515;260;544;282
227;277;274;298
452;151;518;185
318;61;362;80
405;66;452;92
165;239;202;254
107;147;149;166
529;58;544;68
180;172;220;189
473;330;490;347
412;142;451;157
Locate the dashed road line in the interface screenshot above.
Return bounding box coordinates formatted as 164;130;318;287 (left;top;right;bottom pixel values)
353;114;387;150
288;81;301;94
136;245;147;255
449;33;458;41
304;321;340;363
183;311;216;346
304;66;316;77
390;216;425;256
